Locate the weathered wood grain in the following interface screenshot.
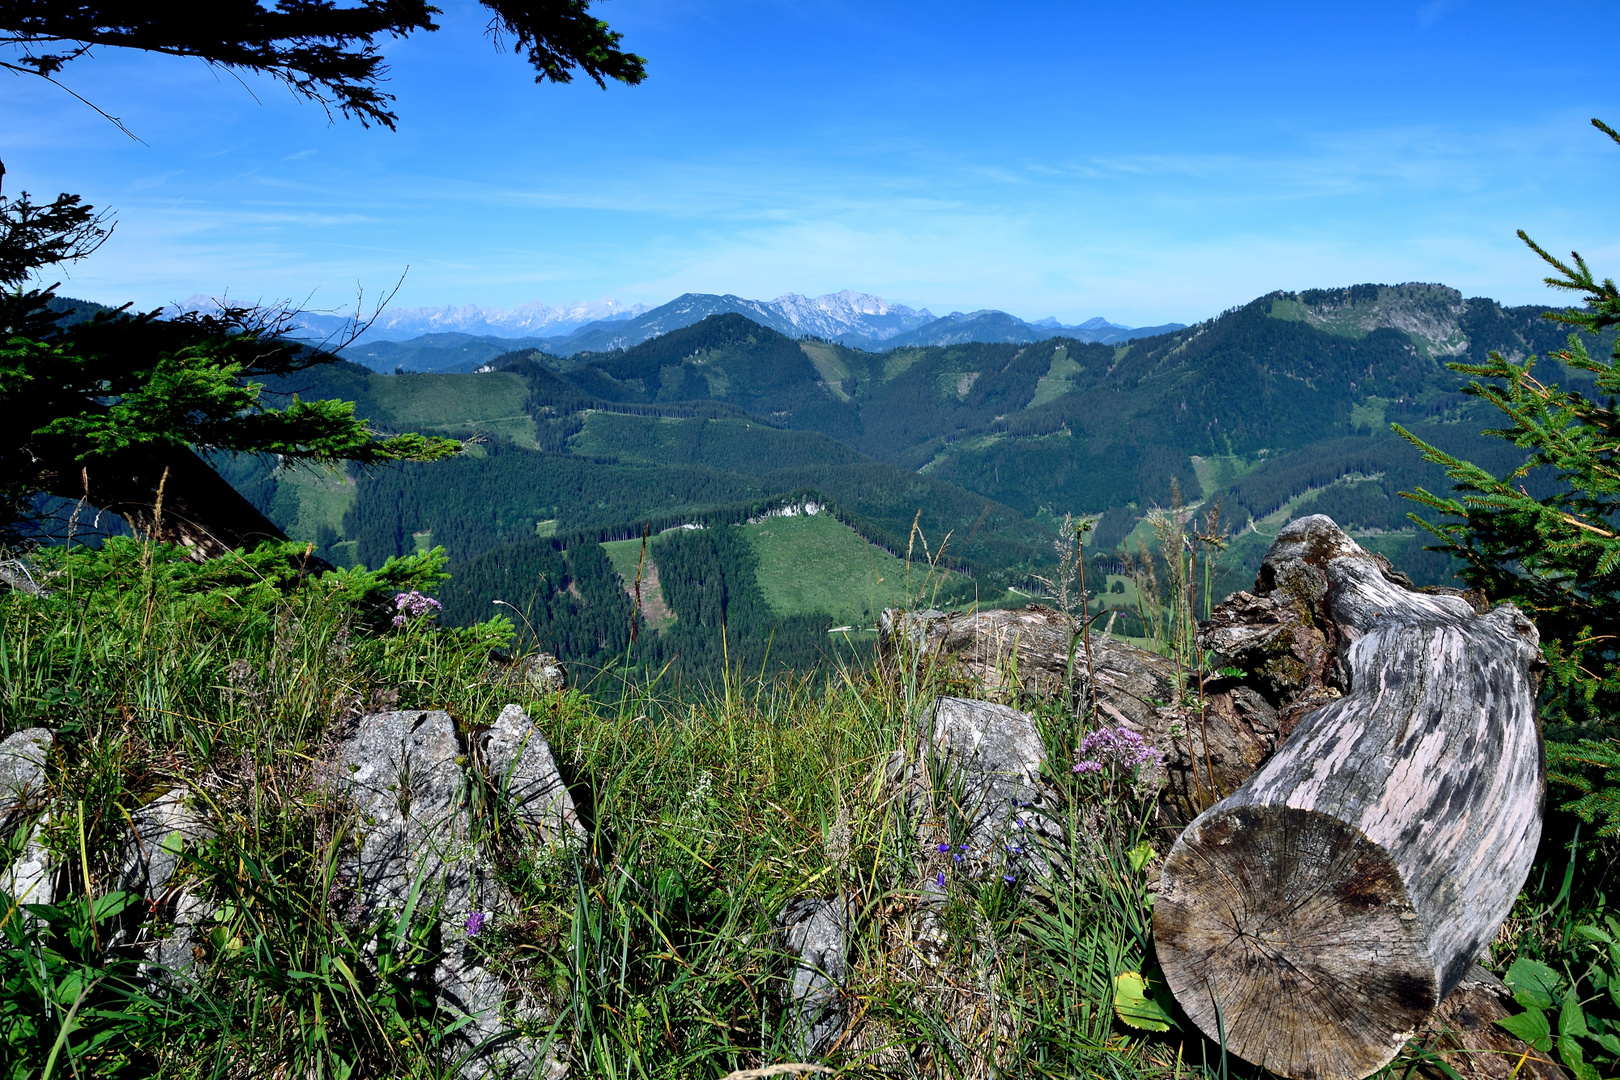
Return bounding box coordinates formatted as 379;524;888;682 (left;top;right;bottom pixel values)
1153;515;1545;1080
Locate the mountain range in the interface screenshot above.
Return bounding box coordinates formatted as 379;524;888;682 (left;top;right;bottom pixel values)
272;289;1184;371
135;279;1605;675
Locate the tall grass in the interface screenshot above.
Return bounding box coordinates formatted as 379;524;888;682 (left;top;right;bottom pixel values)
0;534;1421;1079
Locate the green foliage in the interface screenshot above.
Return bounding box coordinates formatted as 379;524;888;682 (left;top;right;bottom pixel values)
0;889;168;1078
438;535;639;668
647;524;845;683
1549;740;1620;837
0;293;461;540
0;192;110;287
1493;945;1620;1079
0;0;645;132
744;512;916;624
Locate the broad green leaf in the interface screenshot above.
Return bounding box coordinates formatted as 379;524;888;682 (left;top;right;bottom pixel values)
91;890;140;923
1559;1033;1600;1080
1576;923;1616;946
1113;971;1174;1032
1594;1031;1620;1057
1127;841;1155;873
1562;992;1591;1038
1505;957;1562;1010
1497;1006;1553;1052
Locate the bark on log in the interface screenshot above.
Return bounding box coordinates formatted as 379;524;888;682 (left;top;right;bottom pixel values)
1153;515;1545;1080
1418;966;1569;1080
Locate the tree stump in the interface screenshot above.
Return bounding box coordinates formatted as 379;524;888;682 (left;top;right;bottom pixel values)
1153;515;1545;1080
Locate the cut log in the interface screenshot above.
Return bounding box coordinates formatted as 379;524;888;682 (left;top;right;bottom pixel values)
1153;515;1545;1080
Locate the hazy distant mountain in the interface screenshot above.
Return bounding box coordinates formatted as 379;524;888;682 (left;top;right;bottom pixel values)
335;333;557;374
543;290;938;355
173;288;1179;368
296;298;648;343
538;291;1179;356
167;294;649;344
876;310;1185;349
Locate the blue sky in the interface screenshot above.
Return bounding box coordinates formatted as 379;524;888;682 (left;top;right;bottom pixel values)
5;0;1619;326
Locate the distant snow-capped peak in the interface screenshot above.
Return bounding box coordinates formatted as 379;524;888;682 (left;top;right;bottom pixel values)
762;290;934;340
340;297;649;339
168;294;650;343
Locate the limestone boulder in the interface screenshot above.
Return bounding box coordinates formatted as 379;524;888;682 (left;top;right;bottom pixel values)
479;704;585;846
911;698;1061;881
778;896;852;1059
0;728;54;908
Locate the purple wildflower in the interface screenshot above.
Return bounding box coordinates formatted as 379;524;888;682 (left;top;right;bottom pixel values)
1072;725;1163;777
936;842;952;854
936;870;946;889
392;590;443;629
1003;873;1016;885
953;854;963;865
465;911;487;936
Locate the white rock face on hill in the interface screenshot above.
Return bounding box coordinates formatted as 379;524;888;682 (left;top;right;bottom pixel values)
766;290;935;341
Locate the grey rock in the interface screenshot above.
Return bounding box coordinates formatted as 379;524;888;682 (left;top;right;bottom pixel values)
0;728;53;907
116;786;215;971
479;704;585;846
917;698;1061;880
0;727;51;819
779;896;851;1058
521;655;566;694
118;786;212;899
141;891;215;982
487;652;567;694
337;708;559;1079
0;559;47;597
338;709;475;918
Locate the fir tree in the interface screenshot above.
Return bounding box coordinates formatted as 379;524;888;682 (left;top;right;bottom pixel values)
1397;118;1620;831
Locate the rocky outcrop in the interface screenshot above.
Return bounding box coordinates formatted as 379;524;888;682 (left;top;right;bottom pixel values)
778;896;852;1058
907;697;1060;881
338;709;475;919
880;606;1276;825
0;728;54;909
335;706;573;1079
118;786;213;901
0;559;48;597
116;786;214;972
488;651;567;694
479;704;585;845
